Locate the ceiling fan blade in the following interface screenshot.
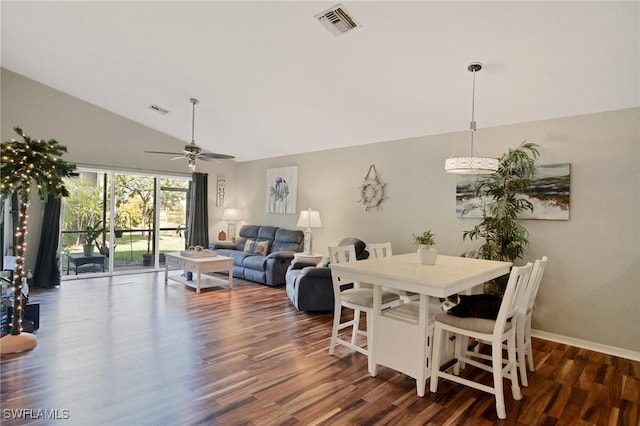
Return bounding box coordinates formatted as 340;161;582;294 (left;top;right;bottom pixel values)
199;152;235;160
145;99;235;169
145;150;184;155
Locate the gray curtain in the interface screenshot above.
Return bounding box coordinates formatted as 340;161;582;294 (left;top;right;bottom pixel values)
187;172;209;248
34;195;62;288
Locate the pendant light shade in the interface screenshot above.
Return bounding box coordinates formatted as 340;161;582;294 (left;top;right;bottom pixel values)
445;62;499;175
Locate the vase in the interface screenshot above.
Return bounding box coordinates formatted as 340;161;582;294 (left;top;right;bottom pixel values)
83;244;94;256
417;245;438;265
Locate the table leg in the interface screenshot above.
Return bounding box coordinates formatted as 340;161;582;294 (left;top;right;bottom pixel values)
67;257;70;275
416;294;430;397
228;264;233;289
369;284;381;377
196;271;201;293
164;261;169;286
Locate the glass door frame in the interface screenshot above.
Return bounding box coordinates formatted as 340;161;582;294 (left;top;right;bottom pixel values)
61;166;191;279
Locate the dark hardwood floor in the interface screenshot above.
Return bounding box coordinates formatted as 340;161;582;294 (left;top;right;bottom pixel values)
1;273;638;425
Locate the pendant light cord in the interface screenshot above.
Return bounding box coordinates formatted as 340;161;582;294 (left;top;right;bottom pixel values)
470;66;477;157
190;98;199;144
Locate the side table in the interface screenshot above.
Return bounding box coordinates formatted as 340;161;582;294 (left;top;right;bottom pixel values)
293;252;324;266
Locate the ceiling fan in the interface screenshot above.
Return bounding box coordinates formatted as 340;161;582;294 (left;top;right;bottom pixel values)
145;98;234;171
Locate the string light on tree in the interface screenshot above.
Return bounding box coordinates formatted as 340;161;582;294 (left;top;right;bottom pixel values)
0;127;76;354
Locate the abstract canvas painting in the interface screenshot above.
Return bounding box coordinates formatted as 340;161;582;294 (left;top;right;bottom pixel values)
456;163;571;220
266;166;297;214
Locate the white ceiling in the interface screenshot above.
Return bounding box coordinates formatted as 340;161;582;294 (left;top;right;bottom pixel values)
2;1;638;162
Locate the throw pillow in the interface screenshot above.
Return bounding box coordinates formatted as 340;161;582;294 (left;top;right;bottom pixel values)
244;239;270;255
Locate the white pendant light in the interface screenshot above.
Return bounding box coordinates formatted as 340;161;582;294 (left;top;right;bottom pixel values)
445;62;499;175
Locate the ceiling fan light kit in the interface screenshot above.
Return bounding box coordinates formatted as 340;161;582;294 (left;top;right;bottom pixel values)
445;62;499;175
145;97;234;171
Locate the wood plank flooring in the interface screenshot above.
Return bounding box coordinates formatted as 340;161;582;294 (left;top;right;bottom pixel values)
1;273;638;425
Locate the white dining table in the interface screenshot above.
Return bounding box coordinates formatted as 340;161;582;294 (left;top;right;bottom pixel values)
330;253;511;396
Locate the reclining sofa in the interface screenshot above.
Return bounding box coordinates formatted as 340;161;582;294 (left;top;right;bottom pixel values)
209;225;304;286
285;237;369;312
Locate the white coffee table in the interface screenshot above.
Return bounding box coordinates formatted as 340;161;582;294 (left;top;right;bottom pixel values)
164;252;233;293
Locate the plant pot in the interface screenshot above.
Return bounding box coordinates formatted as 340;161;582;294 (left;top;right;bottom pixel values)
83;244;94;256
142;253;152;266
417;245;438;265
114;230;123;238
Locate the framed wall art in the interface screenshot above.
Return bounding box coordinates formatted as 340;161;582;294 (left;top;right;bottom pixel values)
216;176;226;207
456;163;571;220
266;165;297;214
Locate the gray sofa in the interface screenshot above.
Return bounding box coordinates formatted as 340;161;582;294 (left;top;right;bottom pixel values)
285;237;369;312
209;225;304;286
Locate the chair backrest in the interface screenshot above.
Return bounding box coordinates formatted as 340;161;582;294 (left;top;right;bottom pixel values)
494;263;533;334
328;245;359;296
368;242;393;259
519;256;548;315
328;244;358;265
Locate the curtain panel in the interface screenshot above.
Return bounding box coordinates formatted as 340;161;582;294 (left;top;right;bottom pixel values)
34;195;62;288
187;172;209;248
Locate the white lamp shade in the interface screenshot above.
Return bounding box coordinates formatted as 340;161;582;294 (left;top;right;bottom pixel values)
222;208;242;221
296;209;322;228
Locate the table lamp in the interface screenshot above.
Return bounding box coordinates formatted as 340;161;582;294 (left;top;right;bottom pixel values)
222;208;242;242
296;209;322;255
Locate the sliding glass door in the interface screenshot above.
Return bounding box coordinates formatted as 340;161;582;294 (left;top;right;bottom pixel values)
60;168;189;277
60;170;111;276
158;178;190;264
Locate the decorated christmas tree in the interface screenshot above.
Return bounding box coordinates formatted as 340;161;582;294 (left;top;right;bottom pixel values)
1;127;76;354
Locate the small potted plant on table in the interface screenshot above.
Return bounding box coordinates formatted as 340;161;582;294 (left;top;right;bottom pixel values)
413;229;437;265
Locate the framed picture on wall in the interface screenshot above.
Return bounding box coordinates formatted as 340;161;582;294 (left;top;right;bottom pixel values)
456;163;571;220
216;176;226;207
265;165;297;214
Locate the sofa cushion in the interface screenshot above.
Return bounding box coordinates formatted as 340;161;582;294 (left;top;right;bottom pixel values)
243;254;268;271
272;228;304;252
214;249;255;267
244;239;270;255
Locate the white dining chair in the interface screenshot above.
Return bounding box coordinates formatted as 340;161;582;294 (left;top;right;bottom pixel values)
328;244;401;368
429;262;533;420
368;242;419;303
515;256;548;386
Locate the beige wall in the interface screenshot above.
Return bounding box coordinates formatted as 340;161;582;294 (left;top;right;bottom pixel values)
229;108;640;354
3;68;639;355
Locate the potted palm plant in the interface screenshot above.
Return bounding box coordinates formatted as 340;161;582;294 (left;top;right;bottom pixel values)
0;127;76;354
82;220;105;256
462;141;540;294
413;229;437;265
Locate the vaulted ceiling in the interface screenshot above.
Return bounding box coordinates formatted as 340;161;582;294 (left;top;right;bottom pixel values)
2;1;638;162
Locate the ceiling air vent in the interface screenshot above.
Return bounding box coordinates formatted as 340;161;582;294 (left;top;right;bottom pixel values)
149;104;169;115
315;4;360;36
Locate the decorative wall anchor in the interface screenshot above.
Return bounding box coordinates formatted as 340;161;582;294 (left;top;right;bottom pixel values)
357;164;386;211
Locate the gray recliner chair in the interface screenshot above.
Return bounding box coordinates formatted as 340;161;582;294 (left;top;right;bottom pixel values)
285;237;369;312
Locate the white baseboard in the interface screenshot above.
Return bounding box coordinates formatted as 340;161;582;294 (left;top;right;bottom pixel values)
532;329;640;362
